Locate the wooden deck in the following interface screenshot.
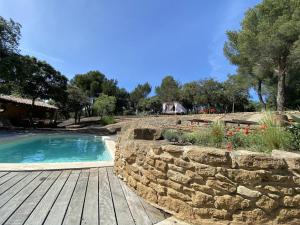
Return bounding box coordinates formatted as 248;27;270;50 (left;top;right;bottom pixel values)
0;167;169;225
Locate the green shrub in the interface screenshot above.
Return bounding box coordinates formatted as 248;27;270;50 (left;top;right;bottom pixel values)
180;131;209;145
209;121;225;148
162;129;181;142
101;116;115;125
287;124;300;151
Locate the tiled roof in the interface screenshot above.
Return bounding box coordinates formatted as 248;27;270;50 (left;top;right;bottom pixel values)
0;94;58;109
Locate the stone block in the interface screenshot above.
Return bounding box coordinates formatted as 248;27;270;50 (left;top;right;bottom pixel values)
206;179;236;194
167;170;191;185
136;182;157;203
237;185;261;198
174;158;194;169
214;195;250;211
133;128;162;140
168;180;183;191
161;145;184;154
226;169;271;186
168;188;191;201
283;195;300;207
232;209;267;224
186;147;231;166
256;195;278;213
155;160;167;171
192;192;214;207
168;164;185;173
277;209;300;222
232;153;287;170
194;164;217;177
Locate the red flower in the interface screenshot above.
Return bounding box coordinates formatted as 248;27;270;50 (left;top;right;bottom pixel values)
227;142;233;151
243;127;249;135
227;130;234;137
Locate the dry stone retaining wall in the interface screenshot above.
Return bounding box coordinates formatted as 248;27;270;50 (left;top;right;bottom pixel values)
114;128;300;225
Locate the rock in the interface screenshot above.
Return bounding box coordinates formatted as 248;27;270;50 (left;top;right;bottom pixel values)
214;195;250;211
256;195;278;212
155;160;167;171
136;182;158;203
192;192;214;207
168;188;191;201
232;153;287;170
167;170;191;185
227;169;270;186
161;145;184;154
174;158;194;169
283;195;300;207
277;209;300;222
272;150;300;171
233;209;267;224
168;164;185;173
237;186;261;198
186;147;232;166
206;179;236;194
194;164;217;177
133;128;162;140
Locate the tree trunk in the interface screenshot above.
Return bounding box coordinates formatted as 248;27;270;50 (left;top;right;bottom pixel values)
257;79;266;111
277;67;286;113
30;98;36;128
232;101;235;113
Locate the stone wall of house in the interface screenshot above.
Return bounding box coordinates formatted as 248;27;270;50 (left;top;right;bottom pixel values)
114;128;300;225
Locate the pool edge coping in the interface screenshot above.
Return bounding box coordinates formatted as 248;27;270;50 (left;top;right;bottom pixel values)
0;135;116;171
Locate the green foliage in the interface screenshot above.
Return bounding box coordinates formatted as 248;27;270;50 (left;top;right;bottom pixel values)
71;71;105;97
224;0;300;111
0;16;21;59
162;129;181;142
155;76;181;102
208;121;225;147
130;82;151;112
66;85;89;123
163;114;299;153
93;94;116;117
101;116;115;125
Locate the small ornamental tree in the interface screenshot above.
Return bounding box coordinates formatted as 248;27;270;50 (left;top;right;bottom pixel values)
93;94;116;118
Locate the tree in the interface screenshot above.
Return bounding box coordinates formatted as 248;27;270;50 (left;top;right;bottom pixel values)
181;81;202;111
0;16;21;59
66;85;89;124
224;0;300;112
71;71;105;97
223;75;249;113
130;82;151;113
155;76;181;102
93;94;116;118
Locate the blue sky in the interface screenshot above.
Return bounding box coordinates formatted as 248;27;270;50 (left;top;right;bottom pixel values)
0;0;261;94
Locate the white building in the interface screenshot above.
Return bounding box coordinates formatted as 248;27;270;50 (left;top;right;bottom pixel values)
162;101;187;114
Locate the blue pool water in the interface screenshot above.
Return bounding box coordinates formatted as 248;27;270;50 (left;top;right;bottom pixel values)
0;133;112;163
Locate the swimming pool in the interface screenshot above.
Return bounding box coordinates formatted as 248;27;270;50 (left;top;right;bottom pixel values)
0;133;112;163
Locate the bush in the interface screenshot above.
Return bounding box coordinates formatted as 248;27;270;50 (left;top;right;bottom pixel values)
209;121;225;148
162;129;181;142
181;131;209;145
101;116;115;125
287;124;300;151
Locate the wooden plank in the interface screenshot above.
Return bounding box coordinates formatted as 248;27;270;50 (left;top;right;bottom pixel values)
0;172;29;195
0;171;41;208
0;171;51;224
4;171;61;225
62;169;89;225
107;167;135;225
0;172;8;178
23;170;71;225
0;172;17;185
99;168;117;225
43;170;80;225
81;168;98;225
139;196;169;224
120;180;152;225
